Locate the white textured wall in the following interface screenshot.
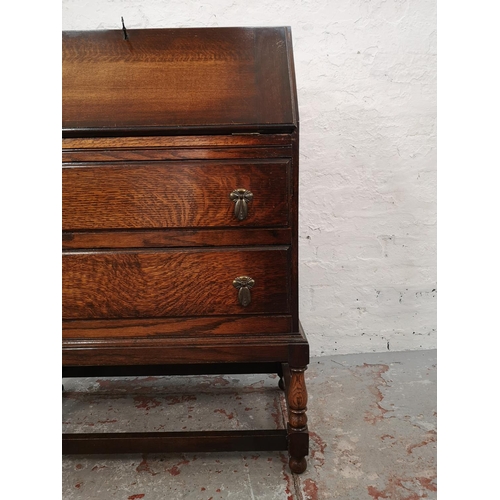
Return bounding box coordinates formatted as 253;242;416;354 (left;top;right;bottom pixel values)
62;0;437;356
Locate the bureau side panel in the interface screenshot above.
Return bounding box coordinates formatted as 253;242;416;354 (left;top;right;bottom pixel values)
291;129;300;332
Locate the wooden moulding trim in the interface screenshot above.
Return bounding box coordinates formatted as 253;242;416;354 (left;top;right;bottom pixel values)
288;322;310;366
62;147;292;163
62;346;289;366
62;124;297;139
62;332;307;348
62;228;292;249
62;335;308;365
62;134;293;150
62;315;293;339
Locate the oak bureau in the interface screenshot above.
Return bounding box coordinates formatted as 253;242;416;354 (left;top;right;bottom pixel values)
62;27;310;473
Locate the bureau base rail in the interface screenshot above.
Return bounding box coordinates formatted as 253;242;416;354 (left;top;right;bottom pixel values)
62;329;310;474
62;357;309;473
62;429;287;454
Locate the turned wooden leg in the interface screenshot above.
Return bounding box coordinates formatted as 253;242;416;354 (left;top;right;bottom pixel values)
286;365;308;474
277;364;285;391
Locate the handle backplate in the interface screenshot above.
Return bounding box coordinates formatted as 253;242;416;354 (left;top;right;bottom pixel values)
232;276;255;307
230;189;253;221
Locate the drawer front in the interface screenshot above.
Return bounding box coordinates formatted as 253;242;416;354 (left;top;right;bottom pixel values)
62;160;290;230
63;248;290;319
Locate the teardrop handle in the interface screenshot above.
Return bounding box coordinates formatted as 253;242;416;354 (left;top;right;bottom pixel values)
232;276;255;307
229;189;253;221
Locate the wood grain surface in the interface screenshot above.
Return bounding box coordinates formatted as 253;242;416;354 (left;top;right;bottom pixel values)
61;26;309;470
63;315;293;339
63;28;295;136
62;147;291;163
62;331;307;366
62;228;291;250
63;248;290;319
62;134;292;151
63;160;290;230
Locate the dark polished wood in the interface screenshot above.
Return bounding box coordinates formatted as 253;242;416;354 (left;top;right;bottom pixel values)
63;28;296;136
63;160;290;230
63;315;293;339
62;27;309;473
63;430;288;455
62;228;291;250
62;331;308;366
63;146;292;163
63;247;290;319
286;365;309;474
62;362;283;378
62;134;293;153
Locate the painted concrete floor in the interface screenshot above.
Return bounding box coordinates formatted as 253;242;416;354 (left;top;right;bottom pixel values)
62;349;437;499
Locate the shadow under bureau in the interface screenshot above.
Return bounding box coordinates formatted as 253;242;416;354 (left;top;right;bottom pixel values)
62;26;310;474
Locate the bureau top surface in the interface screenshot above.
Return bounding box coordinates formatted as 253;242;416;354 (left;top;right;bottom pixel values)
62;27;298;137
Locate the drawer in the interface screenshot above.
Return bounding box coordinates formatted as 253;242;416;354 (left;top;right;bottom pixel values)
63;248;290;319
62;160;290;230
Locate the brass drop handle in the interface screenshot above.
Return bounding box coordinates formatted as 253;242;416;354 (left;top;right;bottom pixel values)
233;276;255;307
230;188;253;221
